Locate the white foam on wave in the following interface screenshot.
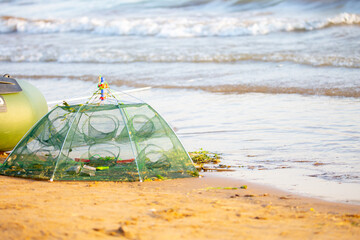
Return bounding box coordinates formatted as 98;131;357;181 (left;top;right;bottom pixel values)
1;47;359;68
1;13;359;37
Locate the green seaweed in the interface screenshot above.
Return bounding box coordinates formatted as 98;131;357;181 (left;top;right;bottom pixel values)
188;149;222;164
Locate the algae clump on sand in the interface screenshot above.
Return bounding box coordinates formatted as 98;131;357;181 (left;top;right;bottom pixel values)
188;149;221;165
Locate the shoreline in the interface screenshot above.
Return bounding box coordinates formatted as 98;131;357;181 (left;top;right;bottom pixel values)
200;173;360;212
2;153;359;207
1;152;359;207
1;153;359;207
212;173;360;207
0;173;359;239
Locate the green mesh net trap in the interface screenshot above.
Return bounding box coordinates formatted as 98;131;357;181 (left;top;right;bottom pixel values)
0;77;198;181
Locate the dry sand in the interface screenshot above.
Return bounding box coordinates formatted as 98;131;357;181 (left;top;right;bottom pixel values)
0;172;359;240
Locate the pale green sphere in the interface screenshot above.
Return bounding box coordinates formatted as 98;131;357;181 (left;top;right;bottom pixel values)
0;79;48;151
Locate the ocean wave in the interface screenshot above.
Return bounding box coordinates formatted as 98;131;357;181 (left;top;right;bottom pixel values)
1;13;359;37
16;74;360;98
1;0;359;16
1;50;359;68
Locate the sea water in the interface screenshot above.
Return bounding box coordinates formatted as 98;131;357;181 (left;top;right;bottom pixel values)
0;0;359;204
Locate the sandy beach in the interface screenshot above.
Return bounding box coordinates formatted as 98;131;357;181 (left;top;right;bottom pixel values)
0;172;359;240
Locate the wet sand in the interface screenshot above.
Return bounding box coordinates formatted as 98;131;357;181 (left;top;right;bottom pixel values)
0;172;359;240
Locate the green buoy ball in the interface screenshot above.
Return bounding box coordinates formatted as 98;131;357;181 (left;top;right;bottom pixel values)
0;76;48;151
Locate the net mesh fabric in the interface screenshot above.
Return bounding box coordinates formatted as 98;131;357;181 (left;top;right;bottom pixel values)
0;103;197;181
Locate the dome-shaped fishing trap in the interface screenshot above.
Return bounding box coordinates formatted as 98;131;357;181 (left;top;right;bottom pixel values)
0;77;198;181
